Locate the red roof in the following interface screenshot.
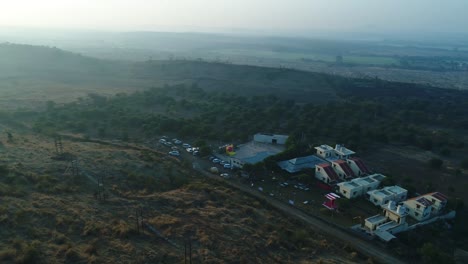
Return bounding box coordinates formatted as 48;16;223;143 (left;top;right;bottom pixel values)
429;192;448;202
348;157;370;174
334;160;355;177
416;197;433;207
320;164;339;181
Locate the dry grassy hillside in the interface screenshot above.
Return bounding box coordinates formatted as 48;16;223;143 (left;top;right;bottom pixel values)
0;129;359;263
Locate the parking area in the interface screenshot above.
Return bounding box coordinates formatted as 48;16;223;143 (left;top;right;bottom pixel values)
149;135;381;227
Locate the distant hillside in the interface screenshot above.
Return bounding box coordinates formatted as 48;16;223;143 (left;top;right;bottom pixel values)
131;60;339;102
2;43;466;109
0;43;129;81
0;44;340;106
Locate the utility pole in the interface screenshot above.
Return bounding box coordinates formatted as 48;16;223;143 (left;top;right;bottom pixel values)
54;135;63;155
135;207;143;235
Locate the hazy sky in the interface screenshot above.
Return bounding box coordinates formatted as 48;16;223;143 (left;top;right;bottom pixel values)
1;0;467;34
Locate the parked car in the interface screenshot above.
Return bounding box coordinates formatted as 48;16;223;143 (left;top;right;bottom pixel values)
161;136;169;140
208;156;215;161
186;148;193;153
174;140;182;145
164;142;173;147
171;146;179;151
193;151;200;156
220;173;229;178
220;160;227;165
212;158;221;164
159;139;166;143
168;151;180;156
223;164;231;169
182;143;191;148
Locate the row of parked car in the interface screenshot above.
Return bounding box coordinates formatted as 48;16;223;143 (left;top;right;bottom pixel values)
160;137;199;156
209;156;232;169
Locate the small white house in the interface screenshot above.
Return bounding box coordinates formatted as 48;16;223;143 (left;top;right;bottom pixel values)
364;202;409;242
403;196;434;221
337;174;385;199
422;192;448;214
331;159;355;180
367;186;408;206
347;157;371;176
403;192;448;221
334;144;355;160
315;144;335;159
314;144;355;160
253;133;289;145
315;163;340;185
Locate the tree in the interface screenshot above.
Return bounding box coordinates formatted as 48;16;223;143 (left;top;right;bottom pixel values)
460;158;468;169
428;158;443;169
6;131;13;142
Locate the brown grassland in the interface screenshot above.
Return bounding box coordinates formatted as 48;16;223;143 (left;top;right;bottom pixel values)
0;128;360;263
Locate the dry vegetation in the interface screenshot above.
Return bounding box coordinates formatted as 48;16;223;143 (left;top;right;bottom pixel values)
0;129;359;263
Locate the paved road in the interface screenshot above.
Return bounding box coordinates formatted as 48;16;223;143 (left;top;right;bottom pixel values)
196;168;406;264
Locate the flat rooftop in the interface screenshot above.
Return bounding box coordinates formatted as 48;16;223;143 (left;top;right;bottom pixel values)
315;144;334;151
366;215;387;224
334;144;355;156
340;181;360;188
369;173;386;182
372;190;391;198
229;141;285;164
386;186;407;195
355;177;375;186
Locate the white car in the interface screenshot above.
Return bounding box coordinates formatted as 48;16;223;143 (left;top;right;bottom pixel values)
159;139;166;143
186;148;193;153
212;159;221;164
169;151;180;156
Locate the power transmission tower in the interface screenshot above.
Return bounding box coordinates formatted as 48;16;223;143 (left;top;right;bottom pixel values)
54;135;63;155
184;238;192;264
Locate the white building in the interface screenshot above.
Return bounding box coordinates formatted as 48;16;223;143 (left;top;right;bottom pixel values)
347;157;371;176
334;144;355;160
403;196;434;221
403;192;448;221
367;186;408;206
228;141;285;169
422;192;448;214
315;163;340;185
314;144;355;161
253;133;289;145
337;174;385;199
331;159;355;180
364;201;409;242
315;145;335;159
